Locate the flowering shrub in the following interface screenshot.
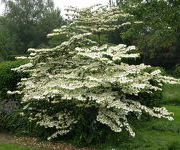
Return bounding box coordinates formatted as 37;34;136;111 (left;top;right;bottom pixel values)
10;5;179;141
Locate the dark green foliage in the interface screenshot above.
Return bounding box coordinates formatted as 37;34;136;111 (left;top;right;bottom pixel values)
167;142;180;150
116;0;180;67
172;64;180;78
0;16;14;61
0;0;64;60
48;34;68;48
129;91;163;107
121;56;142;65
0;110;50;139
68;127;130;147
68;107;104;145
0;60;28;99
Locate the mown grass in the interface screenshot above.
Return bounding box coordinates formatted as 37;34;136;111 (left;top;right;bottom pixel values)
93;84;180;150
163;84;180;105
0;143;40;150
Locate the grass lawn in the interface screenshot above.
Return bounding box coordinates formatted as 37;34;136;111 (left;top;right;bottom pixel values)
0;143;40;150
94;84;180;150
163;84;180;104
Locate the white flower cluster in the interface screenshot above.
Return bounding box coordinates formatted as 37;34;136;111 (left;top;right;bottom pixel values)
75;44;139;63
48;4;133;38
11;5;180;140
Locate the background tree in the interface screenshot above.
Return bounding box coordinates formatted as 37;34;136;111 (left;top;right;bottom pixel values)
115;0;180;68
0;0;64;60
0;17;8;61
0;16;20;61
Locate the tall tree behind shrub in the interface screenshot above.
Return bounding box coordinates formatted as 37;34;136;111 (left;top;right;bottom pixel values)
0;0;64;58
116;0;180;67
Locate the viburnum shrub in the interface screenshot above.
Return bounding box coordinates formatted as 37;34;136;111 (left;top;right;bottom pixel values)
9;5;179;141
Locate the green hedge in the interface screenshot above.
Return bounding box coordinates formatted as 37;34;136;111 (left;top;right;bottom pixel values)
0;60;28;99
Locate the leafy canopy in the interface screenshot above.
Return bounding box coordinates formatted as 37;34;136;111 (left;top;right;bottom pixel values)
0;0;64;58
116;0;180;66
